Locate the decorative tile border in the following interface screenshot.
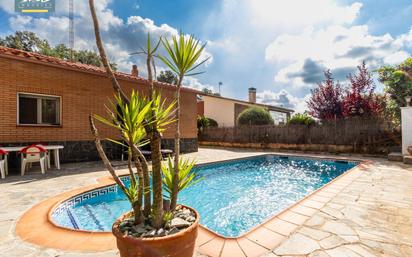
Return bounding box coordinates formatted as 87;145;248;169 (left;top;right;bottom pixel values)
52;185;118;217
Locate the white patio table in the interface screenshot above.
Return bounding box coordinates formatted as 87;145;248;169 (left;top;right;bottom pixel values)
0;145;64;176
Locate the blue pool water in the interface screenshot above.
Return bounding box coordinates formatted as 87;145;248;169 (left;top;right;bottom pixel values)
52;155;357;237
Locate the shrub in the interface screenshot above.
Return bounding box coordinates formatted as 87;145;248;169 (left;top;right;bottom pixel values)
237;107;274;126
197;116;218;134
288;113;316;126
206;117;218;127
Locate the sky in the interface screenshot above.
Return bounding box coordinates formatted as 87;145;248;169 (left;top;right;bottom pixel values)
1;0;412;113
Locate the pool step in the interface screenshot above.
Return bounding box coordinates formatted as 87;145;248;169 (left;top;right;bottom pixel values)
83;205;105;231
66;208;80;229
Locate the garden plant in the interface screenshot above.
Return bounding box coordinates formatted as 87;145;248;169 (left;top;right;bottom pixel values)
237;106;275;126
87;0;207;256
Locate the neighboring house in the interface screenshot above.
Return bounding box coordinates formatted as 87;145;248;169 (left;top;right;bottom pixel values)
0;46;199;163
197;87;294;127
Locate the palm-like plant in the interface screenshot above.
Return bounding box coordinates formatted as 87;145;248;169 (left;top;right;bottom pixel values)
158;33;209;210
129;33;173;228
90;91;174;225
89;0;204;233
95;92;151;222
88;0;176;229
162;157;202;200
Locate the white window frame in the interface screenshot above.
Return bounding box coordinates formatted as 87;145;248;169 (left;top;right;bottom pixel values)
269;110;286;125
17;92;62;126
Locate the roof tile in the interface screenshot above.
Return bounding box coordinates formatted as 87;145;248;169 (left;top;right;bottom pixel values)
0;46;200;94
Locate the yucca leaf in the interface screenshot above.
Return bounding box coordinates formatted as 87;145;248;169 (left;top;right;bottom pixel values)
105;138;127;147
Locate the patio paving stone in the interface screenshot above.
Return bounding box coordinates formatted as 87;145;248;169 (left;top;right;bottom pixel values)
273;233;321;255
277;210;309;225
220;239;246;257
198;237;225;257
289;204;318;217
301;199;326;209
1;147;412;257
237;237;269;257
246;227;285;250
271;158;412;257
263;218;298;237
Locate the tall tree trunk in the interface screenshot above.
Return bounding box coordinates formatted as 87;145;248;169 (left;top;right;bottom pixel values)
132;145;151;217
88;0;128;103
150;131;163;228
170;76;183;210
128;151;143;224
146;55;163;228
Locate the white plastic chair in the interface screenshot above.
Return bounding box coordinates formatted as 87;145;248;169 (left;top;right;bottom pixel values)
0;149;7;179
20;145;47;176
37;144;51;169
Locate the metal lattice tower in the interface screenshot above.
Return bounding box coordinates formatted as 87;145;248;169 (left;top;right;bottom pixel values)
69;0;74;61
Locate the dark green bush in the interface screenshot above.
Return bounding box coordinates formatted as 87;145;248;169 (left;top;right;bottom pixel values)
197;116;219;133
237;107;274;126
207;117;218;127
288;113;316;126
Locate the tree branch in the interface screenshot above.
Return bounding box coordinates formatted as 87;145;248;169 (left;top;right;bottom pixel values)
88;0;129;103
89;115;129;198
131;143;152;217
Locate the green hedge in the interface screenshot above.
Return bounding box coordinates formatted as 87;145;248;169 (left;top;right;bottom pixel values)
197;116;219;132
237;107;274;126
288;113;316;126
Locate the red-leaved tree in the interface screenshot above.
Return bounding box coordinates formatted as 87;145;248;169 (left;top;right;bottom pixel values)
307;70;344;120
342;62;385;117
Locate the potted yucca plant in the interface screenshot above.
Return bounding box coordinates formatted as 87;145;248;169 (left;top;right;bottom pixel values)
88;1;207;256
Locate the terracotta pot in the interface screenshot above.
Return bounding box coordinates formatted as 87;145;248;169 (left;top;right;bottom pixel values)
408;146;412;155
112;205;199;257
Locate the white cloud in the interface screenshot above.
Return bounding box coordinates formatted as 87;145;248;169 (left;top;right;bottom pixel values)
384;51;411;65
183;76;215;91
126;16;177;36
266;25;412;88
1;0;213;84
0;0;14;13
199;0;372;102
394;26;412;49
246;0;362;30
257;90;309;113
201;0;412;106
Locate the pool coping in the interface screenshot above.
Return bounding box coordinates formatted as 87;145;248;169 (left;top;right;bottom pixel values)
15;154;370;256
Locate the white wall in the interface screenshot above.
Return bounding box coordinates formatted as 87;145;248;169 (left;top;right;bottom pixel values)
401;107;412;155
202;95;291;127
203;96;236;127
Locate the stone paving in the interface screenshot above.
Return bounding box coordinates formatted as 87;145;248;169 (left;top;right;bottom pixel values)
0;147;411;257
270;159;412;257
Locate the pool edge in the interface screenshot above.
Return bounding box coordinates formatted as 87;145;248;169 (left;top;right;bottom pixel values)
15;155;370;256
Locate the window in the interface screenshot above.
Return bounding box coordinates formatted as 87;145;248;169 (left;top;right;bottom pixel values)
18;93;61;125
270;111;286;125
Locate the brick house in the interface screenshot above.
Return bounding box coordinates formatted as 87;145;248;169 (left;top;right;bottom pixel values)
0;47;199;164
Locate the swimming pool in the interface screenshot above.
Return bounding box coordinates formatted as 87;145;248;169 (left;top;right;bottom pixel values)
52;155;357;237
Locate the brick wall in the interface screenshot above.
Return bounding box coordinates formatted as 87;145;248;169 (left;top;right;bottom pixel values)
197;100;204;116
0;56;198;148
